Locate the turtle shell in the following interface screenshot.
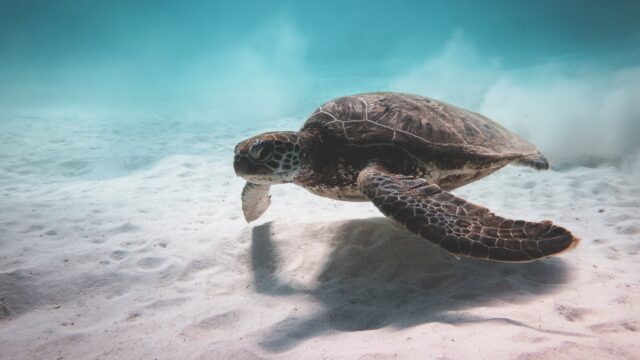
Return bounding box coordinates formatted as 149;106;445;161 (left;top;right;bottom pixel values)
301;92;539;163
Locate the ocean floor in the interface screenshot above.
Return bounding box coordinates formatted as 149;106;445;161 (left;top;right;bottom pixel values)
1;114;639;359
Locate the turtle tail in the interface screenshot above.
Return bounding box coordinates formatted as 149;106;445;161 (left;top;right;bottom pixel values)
514;151;549;170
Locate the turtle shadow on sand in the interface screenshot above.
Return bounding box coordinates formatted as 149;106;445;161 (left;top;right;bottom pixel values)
249;218;578;352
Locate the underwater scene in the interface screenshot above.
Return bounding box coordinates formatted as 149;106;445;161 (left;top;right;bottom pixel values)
1;1;639;358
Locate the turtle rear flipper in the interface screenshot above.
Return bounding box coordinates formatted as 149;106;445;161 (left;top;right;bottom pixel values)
357;165;579;262
514;151;549;170
242;182;271;222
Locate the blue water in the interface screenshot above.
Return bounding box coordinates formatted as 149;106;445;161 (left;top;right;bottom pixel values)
1;4;640;356
1;0;639;182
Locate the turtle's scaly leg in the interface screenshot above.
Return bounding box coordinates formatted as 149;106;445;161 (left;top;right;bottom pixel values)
357;164;579;262
242;182;271;222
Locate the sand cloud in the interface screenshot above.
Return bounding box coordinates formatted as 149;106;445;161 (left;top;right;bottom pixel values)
186;17;310;121
390;32;640;166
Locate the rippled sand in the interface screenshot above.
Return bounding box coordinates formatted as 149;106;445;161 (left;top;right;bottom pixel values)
1;115;639;359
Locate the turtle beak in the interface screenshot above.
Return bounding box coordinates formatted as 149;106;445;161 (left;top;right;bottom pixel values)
233;155;251;176
233;154;272;178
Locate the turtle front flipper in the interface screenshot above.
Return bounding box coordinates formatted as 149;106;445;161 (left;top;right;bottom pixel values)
357;165;579;262
241;182;271;222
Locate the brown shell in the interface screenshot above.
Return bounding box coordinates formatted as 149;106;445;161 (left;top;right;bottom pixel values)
301;92;539;161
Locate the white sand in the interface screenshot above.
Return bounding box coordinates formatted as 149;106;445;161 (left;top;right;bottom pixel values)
1;114;639;359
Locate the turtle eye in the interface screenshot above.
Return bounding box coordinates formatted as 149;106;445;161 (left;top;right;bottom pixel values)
249;142;273;161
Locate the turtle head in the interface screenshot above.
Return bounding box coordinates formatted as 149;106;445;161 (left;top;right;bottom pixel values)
233;131;305;184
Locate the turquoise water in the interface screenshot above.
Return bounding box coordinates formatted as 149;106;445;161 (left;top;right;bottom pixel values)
2;4;640;356
1;1;639;182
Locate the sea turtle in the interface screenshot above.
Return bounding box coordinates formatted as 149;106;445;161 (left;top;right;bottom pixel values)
233;92;579;262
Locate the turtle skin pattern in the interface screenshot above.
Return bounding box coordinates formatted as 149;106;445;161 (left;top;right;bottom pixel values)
357;164;580;262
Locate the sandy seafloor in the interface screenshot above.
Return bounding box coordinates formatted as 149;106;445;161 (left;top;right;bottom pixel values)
1;113;639;360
